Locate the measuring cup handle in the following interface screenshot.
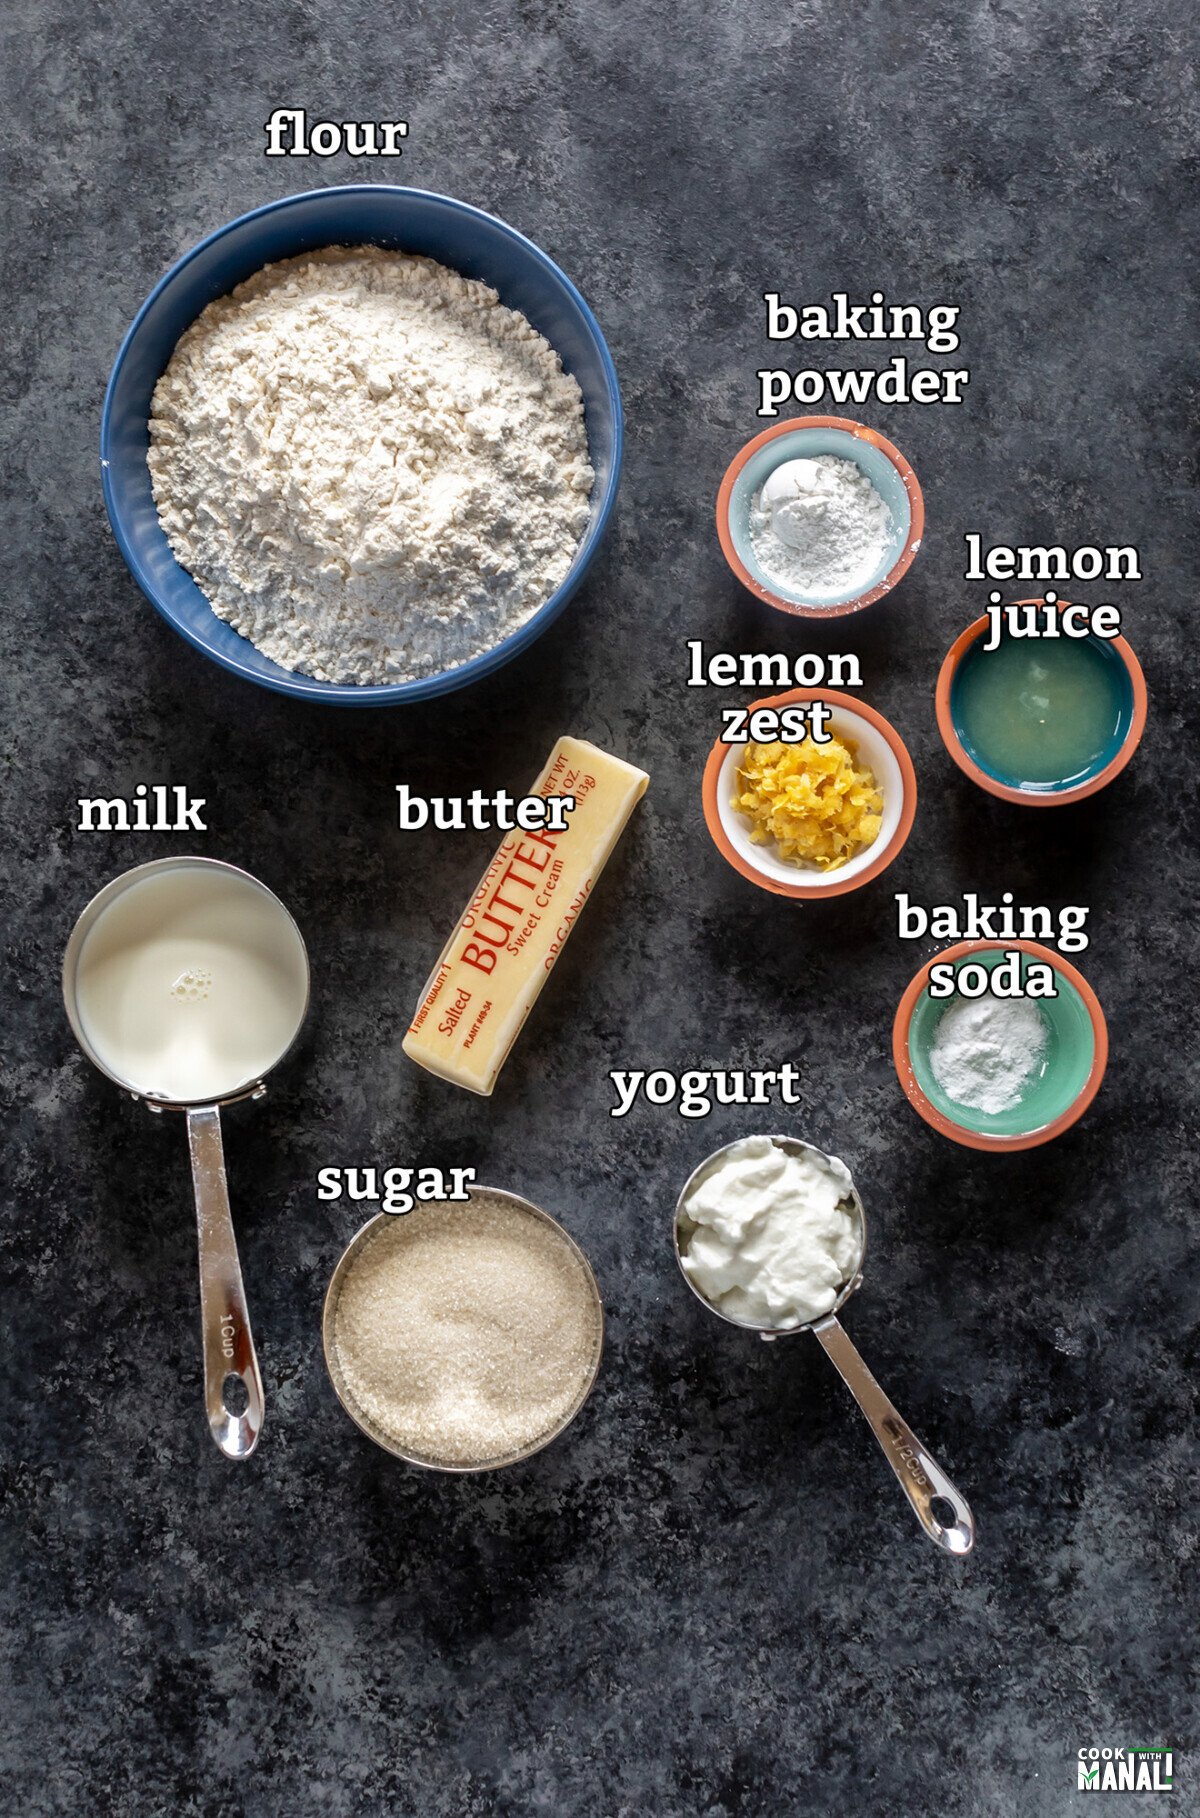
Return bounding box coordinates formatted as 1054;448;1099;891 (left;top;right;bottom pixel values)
186;1106;264;1460
812;1314;974;1555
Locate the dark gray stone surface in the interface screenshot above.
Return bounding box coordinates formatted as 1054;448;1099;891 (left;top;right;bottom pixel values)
2;2;1197;1813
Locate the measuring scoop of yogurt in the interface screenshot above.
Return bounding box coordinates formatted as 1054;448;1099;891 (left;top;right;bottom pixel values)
679;1134;862;1329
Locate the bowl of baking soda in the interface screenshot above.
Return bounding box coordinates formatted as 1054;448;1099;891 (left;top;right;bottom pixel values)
893;940;1109;1151
102;187;622;704
717;416;923;617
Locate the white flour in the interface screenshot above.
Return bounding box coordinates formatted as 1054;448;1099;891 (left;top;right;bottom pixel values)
929;996;1047;1115
148;247;594;684
749;454;891;599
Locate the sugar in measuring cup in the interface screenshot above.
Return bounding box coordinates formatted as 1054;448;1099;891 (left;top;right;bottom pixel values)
674;1135;975;1554
63;857;310;1459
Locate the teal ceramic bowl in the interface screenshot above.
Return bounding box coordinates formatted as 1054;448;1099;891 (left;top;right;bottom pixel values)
893;941;1108;1151
716;416;924;616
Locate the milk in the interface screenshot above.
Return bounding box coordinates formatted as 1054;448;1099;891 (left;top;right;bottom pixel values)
73;864;308;1103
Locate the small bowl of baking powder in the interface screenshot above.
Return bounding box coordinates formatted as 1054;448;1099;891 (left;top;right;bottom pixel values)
322;1188;604;1470
717;417;923;617
893;940;1108;1151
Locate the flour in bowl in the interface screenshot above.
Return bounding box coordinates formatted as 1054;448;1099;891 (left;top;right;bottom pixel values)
147;247;594;684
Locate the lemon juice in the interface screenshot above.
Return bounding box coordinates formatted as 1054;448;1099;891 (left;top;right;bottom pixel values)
952;633;1128;789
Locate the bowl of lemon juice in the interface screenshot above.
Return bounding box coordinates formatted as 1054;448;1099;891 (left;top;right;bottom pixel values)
936;598;1147;805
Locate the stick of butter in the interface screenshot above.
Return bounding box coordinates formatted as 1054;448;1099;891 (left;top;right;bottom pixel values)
403;736;649;1096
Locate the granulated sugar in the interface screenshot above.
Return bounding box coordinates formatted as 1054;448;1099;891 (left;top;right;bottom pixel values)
330;1193;602;1467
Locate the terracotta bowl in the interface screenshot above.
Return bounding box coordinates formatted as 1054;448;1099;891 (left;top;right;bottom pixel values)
935;599;1147;805
893;939;1108;1151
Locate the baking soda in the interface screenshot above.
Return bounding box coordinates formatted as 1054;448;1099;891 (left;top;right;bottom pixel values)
929;996;1047;1115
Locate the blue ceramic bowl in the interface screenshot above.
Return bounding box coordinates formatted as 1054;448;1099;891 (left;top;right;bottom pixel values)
101;187;623;705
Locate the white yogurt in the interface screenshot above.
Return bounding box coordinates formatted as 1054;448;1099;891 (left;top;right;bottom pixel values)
678;1134;862;1330
72;864;308;1104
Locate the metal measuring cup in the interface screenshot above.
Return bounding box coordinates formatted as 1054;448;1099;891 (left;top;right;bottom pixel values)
322;1190;605;1471
62;857;310;1462
674;1136;975;1555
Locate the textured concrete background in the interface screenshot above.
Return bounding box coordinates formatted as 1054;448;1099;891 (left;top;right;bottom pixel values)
2;2;1198;1814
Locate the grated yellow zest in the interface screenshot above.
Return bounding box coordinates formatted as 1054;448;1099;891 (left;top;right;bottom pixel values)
734;736;884;871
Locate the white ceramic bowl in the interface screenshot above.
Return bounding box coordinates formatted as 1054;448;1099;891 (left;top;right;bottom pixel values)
716;417;924;618
701;690;918;900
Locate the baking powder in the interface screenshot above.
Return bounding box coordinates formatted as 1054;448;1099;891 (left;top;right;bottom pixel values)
749;453;891;599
